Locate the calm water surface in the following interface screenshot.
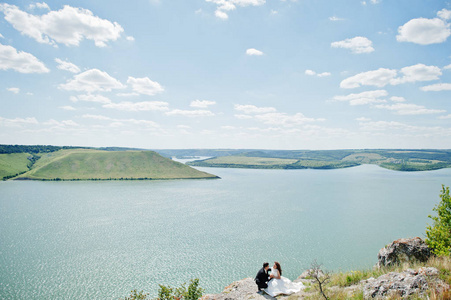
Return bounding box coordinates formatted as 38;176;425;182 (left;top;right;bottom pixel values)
1;165;450;299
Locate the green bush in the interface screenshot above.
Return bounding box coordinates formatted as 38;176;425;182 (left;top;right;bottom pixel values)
123;290;149;300
158;279;203;300
426;185;451;256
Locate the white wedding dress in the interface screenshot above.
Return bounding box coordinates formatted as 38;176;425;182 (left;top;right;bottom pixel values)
264;269;304;297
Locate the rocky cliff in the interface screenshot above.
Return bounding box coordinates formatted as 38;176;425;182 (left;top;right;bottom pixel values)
202;237;449;299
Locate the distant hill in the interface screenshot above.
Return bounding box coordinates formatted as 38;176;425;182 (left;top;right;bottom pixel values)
186;149;451;171
1;149;218;181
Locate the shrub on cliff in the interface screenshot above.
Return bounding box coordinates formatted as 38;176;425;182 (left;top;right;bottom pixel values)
426;185;451;256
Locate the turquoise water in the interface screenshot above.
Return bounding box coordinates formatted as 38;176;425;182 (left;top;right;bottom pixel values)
0;165;450;299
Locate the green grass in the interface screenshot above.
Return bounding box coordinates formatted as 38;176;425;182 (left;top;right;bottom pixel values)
190;155;297;168
13;149;218;180
0;153;32;179
189;156;360;170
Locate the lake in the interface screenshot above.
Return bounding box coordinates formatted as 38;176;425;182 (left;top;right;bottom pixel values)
0;164;450;299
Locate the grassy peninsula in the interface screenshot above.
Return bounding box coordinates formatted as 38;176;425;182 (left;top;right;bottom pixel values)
185;149;451;171
0;146;218;181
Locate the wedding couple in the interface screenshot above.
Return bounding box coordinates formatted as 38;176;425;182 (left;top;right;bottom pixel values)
255;262;304;297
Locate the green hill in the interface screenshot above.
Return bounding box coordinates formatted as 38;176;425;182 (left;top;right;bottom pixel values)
0;153;33;179
9;149;218;181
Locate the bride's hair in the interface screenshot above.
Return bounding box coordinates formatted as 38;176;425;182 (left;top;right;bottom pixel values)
275;261;282;276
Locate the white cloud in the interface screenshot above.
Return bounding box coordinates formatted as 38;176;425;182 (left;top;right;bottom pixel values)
254;112;321;127
0;4;124;47
331;36;374;54
71;94;112;104
396;17;451;45
215;10;229;19
374;103;446;115
59;105;76;111
29;2;50;10
246;48;264;56
437;9;451;20
0;43;49;73
103;101;169;111
0;117;39;127
439;114;451;119
444;64;451;70
390;63;441;85
59;69;125;92
82;114;112;120
421;83;451;91
55;58;80;73
234;104;277;114
207;0;265;19
7;87;20;94
333;90;388;105
126;36;135;41
356;117;371;122
127;76;164;96
117;92;140;97
340;68;397;88
329;16;345;21
165;109;215;117
44;119;79;127
0;33;3;38
390;96;406;102
234;114;253;119
190;99;216;108
305;69;331;77
340;64;441;89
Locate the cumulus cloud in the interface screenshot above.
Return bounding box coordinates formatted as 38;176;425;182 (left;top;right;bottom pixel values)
374;103;446;115
207;0;265;20
438;9;451;20
29;2;50;10
44;119;79;127
0;4;124;47
82;114;159;127
331;36;374;54
329;16;345;21
234;104;277;114
126;36;135;41
70;94;112;104
421;83;451;91
390;64;441;85
0;117;39;127
340;64;441;89
127;76;164;96
190;99;216;108
0;43;49;73
59;105;76;111
7;87;20;94
390;96;406;102
103;101;169;111
253;112;322;127
333;90;388;105
305;69;331;77
397;17;451;45
340;68;396;88
165;109;215;117
59;69;124;92
55;58;80;73
246;48;264;56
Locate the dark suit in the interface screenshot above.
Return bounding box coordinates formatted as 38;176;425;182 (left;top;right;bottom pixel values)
255;267;270;290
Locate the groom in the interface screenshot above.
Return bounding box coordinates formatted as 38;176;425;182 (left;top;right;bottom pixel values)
255;262;271;291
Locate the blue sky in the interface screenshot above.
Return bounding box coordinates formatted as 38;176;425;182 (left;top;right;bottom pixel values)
0;0;450;149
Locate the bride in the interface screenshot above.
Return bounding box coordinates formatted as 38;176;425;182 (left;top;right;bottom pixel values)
264;262;304;297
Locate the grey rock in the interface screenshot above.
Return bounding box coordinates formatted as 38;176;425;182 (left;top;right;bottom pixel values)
363;268;439;299
377;237;432;268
